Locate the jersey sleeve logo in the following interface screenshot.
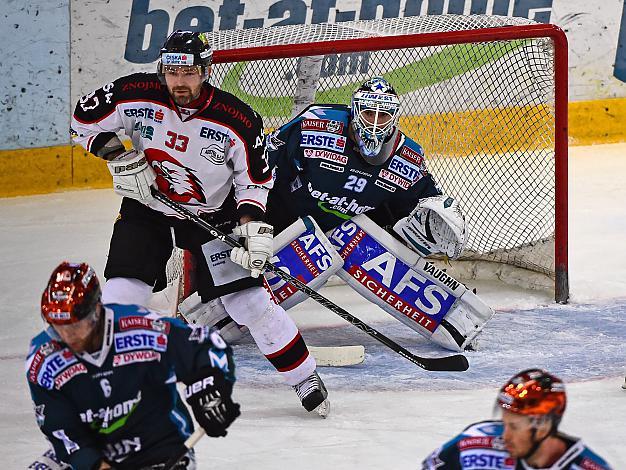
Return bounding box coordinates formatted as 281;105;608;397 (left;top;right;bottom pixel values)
145;148;207;204
301;119;344;134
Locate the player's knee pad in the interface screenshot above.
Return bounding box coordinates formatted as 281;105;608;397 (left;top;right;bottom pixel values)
221;287;301;351
329;214;494;352
179;293;249;344
221;286;275;327
265;216;344;310
102;277;153;306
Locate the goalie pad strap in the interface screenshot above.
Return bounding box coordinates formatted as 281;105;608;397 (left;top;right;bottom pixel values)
439;318;467;349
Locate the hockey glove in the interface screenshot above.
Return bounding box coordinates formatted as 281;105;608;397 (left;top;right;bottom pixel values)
183;367;240;437
230;221;274;277
107;149;156;202
393;195;467;259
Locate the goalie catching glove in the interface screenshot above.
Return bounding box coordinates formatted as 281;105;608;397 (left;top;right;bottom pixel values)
393;195;467;259
230;221;274;277
106;149;156;202
183;366;241;437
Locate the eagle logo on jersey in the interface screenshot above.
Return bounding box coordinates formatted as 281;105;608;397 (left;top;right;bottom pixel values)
145;148;206;204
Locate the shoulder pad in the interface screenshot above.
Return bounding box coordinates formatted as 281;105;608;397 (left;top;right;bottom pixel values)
26;333;57;365
115;73;164;97
207;87;261;131
396;134;425;162
108;303;150;319
452;421;507;453
577;446;612;469
300;104;350;122
461;420;504;438
112;306;173;335
74;73;166;123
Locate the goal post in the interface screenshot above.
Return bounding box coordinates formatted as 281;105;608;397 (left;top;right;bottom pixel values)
174;15;569;303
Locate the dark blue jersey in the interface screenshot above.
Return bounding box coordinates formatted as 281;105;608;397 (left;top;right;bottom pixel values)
422;420;612;470
26;304;235;469
266;104;441;233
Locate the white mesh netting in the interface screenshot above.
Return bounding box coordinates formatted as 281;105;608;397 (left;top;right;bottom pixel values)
184;15;564;295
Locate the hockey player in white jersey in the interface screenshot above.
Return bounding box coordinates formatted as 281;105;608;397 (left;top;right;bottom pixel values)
70;30;328;414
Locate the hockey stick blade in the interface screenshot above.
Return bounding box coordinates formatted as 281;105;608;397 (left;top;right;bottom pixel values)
151;190;469;372
309;345;365;367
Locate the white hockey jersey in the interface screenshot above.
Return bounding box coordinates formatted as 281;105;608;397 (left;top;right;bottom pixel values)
71;73;272;221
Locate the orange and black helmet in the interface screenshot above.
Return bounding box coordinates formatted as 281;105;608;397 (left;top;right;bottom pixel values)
497;368;566;420
41;262;101;325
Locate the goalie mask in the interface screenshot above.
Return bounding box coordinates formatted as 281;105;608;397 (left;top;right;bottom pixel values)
41;262;102;325
157;30;213;84
350;77;400;160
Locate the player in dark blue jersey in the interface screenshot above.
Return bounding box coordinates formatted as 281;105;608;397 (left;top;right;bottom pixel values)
266;77;457;246
186;77;494;353
422;369;613;469
27;262;240;470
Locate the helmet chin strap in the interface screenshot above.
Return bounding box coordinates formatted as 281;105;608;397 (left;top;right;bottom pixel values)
521;421;555;463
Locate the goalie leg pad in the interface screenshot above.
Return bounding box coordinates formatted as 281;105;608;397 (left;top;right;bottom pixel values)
430;288;495;351
330;214;493;352
266;216;344;310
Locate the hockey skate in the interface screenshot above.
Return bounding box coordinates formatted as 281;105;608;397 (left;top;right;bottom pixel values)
293;371;330;417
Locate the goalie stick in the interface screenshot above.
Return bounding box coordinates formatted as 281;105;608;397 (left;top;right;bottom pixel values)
152;190;469;372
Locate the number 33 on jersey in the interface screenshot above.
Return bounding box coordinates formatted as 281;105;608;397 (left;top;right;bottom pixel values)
71;72;272;218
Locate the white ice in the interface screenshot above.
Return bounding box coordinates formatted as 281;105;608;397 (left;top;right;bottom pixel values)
1;144;624;468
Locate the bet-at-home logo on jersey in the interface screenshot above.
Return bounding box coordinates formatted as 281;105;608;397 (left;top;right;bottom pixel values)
307;182;375;216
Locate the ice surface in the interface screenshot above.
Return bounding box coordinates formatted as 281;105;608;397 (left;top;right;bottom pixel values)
1;144;624;468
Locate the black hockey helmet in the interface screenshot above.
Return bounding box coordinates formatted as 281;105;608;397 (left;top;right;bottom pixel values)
157;30;213;83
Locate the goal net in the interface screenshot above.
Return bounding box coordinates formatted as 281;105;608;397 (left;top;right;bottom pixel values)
170;14;569;303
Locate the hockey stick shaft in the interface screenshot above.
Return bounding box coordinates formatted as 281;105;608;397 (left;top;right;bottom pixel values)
163;428;205;470
152;190;468;372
